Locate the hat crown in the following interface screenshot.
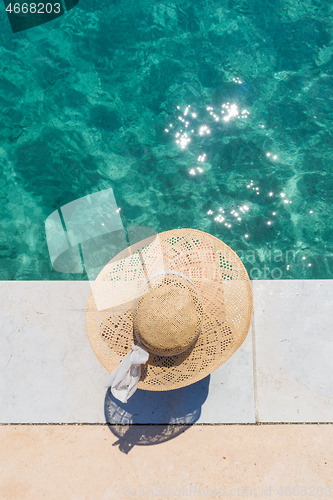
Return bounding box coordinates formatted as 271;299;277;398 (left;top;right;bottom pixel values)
133;273;204;356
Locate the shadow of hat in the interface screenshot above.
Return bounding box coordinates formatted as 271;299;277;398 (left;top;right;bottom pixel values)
105;375;210;453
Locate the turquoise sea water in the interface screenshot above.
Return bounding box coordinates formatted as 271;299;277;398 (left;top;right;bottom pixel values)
0;0;332;280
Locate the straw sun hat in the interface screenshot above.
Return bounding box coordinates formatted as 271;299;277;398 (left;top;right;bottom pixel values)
86;228;253;402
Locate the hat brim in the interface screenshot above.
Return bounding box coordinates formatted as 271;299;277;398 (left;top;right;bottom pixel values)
86;228;253;391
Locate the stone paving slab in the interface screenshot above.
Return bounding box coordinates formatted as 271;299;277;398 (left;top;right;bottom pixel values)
0;424;332;499
0;282;106;423
0;281;255;424
253;280;333;423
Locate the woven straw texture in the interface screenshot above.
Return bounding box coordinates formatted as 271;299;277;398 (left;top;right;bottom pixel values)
86;228;253;391
133;273;204;356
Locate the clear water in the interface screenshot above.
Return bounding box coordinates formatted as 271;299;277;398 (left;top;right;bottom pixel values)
0;0;332;280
